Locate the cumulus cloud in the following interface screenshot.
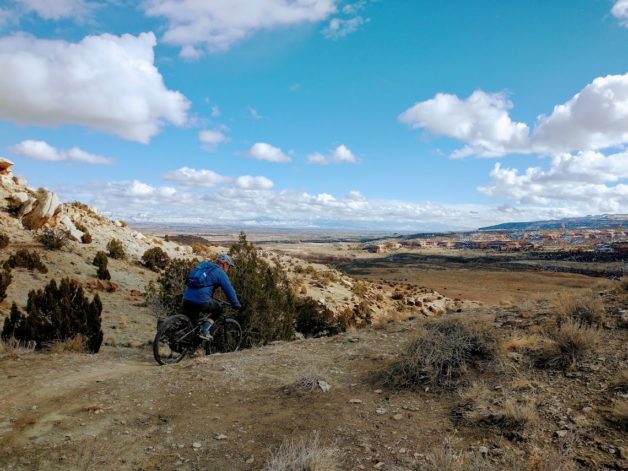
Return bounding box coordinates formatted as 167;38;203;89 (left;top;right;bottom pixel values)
248;107;263;120
0;32;190;143
59;177;584;230
400;73;628;158
612;0;628;26
247;142;291;163
10;140;113;164
14;0;91;20
399;91;530;158
163;166;274;191
478;150;628;213
199;129;229;151
323;16;366;39
143;0;337;55
307;144;358;164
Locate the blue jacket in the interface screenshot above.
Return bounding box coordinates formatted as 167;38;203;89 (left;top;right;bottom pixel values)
183;262;241;308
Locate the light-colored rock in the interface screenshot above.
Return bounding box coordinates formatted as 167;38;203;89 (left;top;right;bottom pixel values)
12;192;29;204
59;215;85;242
22;189;61;229
132;231;146;240
0;158;14;175
18;197;37;218
317;380;331;392
13;176;27;187
191;442;201;449
213;433;227;440
349;399;363;404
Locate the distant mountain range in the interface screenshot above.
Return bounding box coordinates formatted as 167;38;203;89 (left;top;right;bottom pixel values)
479;214;628;231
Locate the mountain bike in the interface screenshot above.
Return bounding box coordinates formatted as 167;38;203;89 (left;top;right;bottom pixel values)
153;302;242;365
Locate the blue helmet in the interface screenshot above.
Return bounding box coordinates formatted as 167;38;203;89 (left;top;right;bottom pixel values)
216;253;236;268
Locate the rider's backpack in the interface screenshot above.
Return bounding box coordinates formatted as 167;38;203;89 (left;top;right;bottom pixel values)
186;261;217;289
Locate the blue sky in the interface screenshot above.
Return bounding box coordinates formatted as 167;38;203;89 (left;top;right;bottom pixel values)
0;0;627;230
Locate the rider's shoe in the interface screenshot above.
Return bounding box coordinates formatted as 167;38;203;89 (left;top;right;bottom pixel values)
198;321;214;341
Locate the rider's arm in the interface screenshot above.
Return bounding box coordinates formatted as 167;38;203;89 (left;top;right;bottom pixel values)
216;270;242;309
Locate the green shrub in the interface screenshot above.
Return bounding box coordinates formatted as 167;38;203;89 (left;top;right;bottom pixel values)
107;238;125;259
146;258;198;319
141;247;170;271
81;232;92;244
1;278;103;353
92;251;111;281
229;232;296;346
37;228;68;250
0;233;9;250
4;249;48;273
295;297;347;337
383;319;496;391
0;269;11;302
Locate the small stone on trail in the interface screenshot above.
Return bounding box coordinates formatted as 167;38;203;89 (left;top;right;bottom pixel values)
349;399;363;404
555;430;569;438
246;456;254;464
318;380;331;392
376;408;386;415
213;433;228;440
392;414;403;420
192;442;202;449
478;446;489;456
374;389;383;394
374;462;385;469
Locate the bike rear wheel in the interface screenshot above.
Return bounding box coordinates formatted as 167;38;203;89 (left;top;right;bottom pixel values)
205;318;242;354
153;315;194;365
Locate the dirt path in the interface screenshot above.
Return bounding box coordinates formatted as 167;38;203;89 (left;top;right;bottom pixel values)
0;320;465;470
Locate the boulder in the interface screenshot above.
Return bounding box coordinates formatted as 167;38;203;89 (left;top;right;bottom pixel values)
17;197;37;218
22;189;61;230
58;215;84;242
0;158;14;175
12;192;30;204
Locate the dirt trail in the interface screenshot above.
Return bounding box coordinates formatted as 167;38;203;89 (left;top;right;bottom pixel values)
0;319;463;470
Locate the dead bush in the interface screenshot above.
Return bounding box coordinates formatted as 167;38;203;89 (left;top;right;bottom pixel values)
37;228;68;250
0;335;36;359
0;269;11;302
383;319;496;391
106;238;126;259
501;334;544;353
295;297;347;337
264;434;338;471
0;232;8;249
532;320;601;370
141;246;170;271
283;372;328;394
608;369;628;394
556;293;605;326
3;249;48;273
491;399;538;430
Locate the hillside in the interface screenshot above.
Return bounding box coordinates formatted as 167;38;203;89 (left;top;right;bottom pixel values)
479;214;628;231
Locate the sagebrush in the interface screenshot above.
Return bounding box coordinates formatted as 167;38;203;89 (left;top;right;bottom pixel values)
107;238;125;259
0;269;11;302
37;228;68;250
92;251;111;280
3;249;48;273
141;247;170;271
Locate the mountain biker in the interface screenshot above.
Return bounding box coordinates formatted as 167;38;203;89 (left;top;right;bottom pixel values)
182;254;241;340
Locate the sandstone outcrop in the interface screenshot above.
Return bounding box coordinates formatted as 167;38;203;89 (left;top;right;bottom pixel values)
21;189;61;230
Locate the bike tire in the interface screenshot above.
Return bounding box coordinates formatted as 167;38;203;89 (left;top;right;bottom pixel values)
205;318;242;355
153;315;194;365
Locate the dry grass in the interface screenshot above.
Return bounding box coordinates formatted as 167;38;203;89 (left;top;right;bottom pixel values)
532;320;601;370
555;292;605;326
608;369;628;394
501;334;544;353
494;399;539;430
383;319;496;391
282;372;328;393
606;400;628;431
0;338;36;359
264;434;338;471
49;334;88;353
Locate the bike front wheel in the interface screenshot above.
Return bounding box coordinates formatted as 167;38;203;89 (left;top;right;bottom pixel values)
205;318;242;354
153;315;194;365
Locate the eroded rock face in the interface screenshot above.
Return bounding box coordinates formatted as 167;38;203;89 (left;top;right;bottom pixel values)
58;214;85;242
22;189;61;230
0;157;14;175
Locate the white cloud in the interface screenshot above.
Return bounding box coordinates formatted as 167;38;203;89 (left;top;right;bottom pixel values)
163;166;274;191
248;107;263;120
612;0;628;26
10;140;113;164
247;142;291;163
235;175;274;190
60;177;586;230
478;150;628;213
211;106;221;117
0;32;190;143
323;16;366;39
400;73;628;158
143;0;337;55
163;167;231;188
307;144;358;164
199;129;229;151
399;91;530;158
15;0;91;20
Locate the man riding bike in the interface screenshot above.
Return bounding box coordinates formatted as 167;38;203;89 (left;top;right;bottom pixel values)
182;254;241;340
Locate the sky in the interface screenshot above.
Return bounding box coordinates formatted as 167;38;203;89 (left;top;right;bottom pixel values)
0;0;627;231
